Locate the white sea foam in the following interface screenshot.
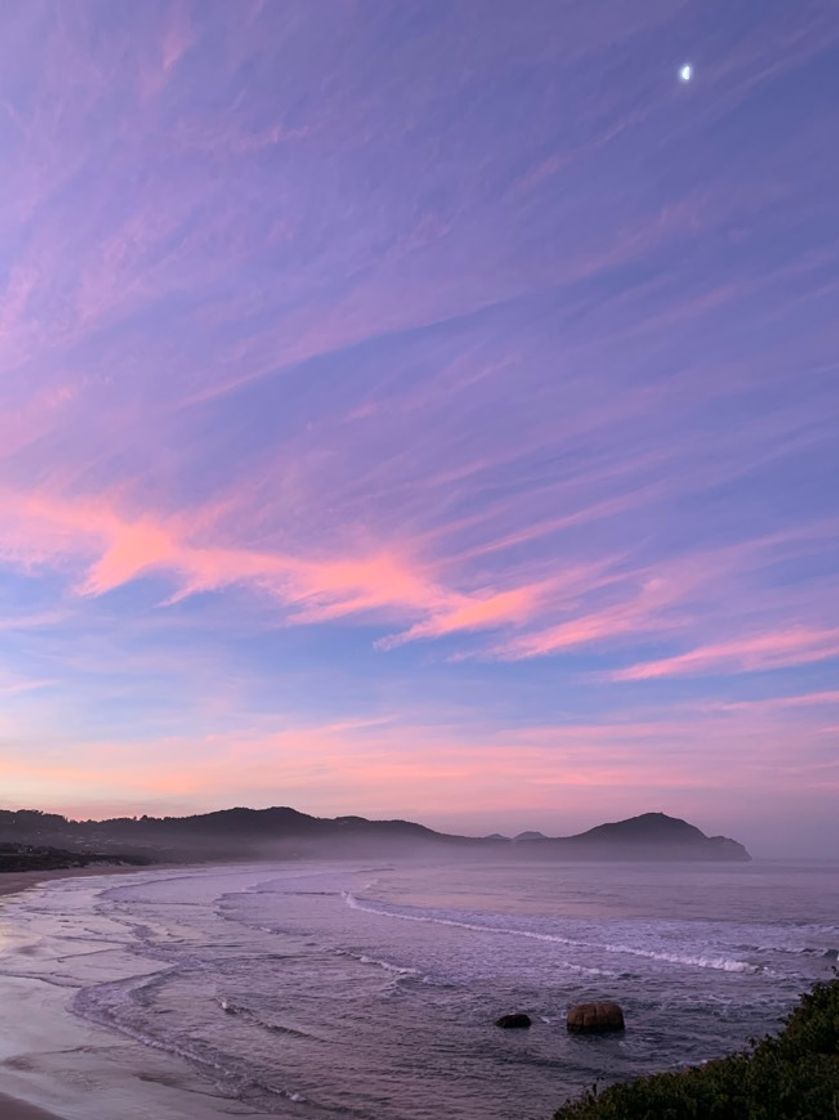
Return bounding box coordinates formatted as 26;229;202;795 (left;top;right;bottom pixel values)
343;892;615;976
358;954;419;976
602;943;760;973
343;893;761;974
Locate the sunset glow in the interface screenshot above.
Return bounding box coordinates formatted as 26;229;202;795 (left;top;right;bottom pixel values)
1;2;837;855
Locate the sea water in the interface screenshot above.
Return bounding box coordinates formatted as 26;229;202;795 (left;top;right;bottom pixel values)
0;859;836;1119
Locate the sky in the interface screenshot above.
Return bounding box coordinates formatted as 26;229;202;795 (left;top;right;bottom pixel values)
0;1;837;856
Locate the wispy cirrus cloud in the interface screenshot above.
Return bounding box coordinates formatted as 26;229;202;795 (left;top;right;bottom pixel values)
0;486;558;643
0;1;837;854
612;627;839;681
705;690;839;713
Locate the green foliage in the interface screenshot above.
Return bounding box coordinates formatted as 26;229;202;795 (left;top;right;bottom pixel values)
554;978;839;1120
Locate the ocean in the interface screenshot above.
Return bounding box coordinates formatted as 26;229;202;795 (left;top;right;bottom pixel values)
0;859;837;1119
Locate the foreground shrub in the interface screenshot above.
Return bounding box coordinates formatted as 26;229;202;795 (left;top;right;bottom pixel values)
554;977;839;1120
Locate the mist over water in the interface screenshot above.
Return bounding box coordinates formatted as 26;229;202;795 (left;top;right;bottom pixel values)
2;859;837;1119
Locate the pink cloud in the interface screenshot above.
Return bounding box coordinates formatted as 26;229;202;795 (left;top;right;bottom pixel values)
612;626;839;680
2;696;831;828
4;480;837;677
0;486;556;646
705;690;839;712
378;578;560;649
490;571;686;659
0;672;52;696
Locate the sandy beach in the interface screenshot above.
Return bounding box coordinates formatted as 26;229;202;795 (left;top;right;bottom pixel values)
0;867;157;1120
0;867;131;1120
0;866;137;900
0;1091;64;1119
0;865;283;1120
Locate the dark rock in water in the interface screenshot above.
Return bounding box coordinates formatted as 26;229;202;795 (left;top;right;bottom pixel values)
566;1001;625;1033
495;1012;532;1029
824;948;838;961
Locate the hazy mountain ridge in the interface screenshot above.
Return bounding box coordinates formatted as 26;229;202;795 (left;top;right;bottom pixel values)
526;811;751;861
0;807;750;862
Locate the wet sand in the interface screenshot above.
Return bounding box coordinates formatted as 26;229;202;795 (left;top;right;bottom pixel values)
0;1091;64;1119
0;866;138;899
0;866;141;1120
0;866;133;1120
0;864;283;1120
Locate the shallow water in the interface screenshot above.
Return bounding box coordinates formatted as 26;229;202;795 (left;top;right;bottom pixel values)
1;859;837;1119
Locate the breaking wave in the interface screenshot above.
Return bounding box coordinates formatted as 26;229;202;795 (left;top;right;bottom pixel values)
343;893;761;974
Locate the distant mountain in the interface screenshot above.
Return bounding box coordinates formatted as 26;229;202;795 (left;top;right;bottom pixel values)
516;812;751;861
0;806;460;861
0;807;750;862
571;811;708;844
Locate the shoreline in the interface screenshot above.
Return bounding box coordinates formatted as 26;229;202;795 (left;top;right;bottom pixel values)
0;863;283;1120
0;1092;64;1120
0;863;152;900
0;864;151;1120
2;860;832;1120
